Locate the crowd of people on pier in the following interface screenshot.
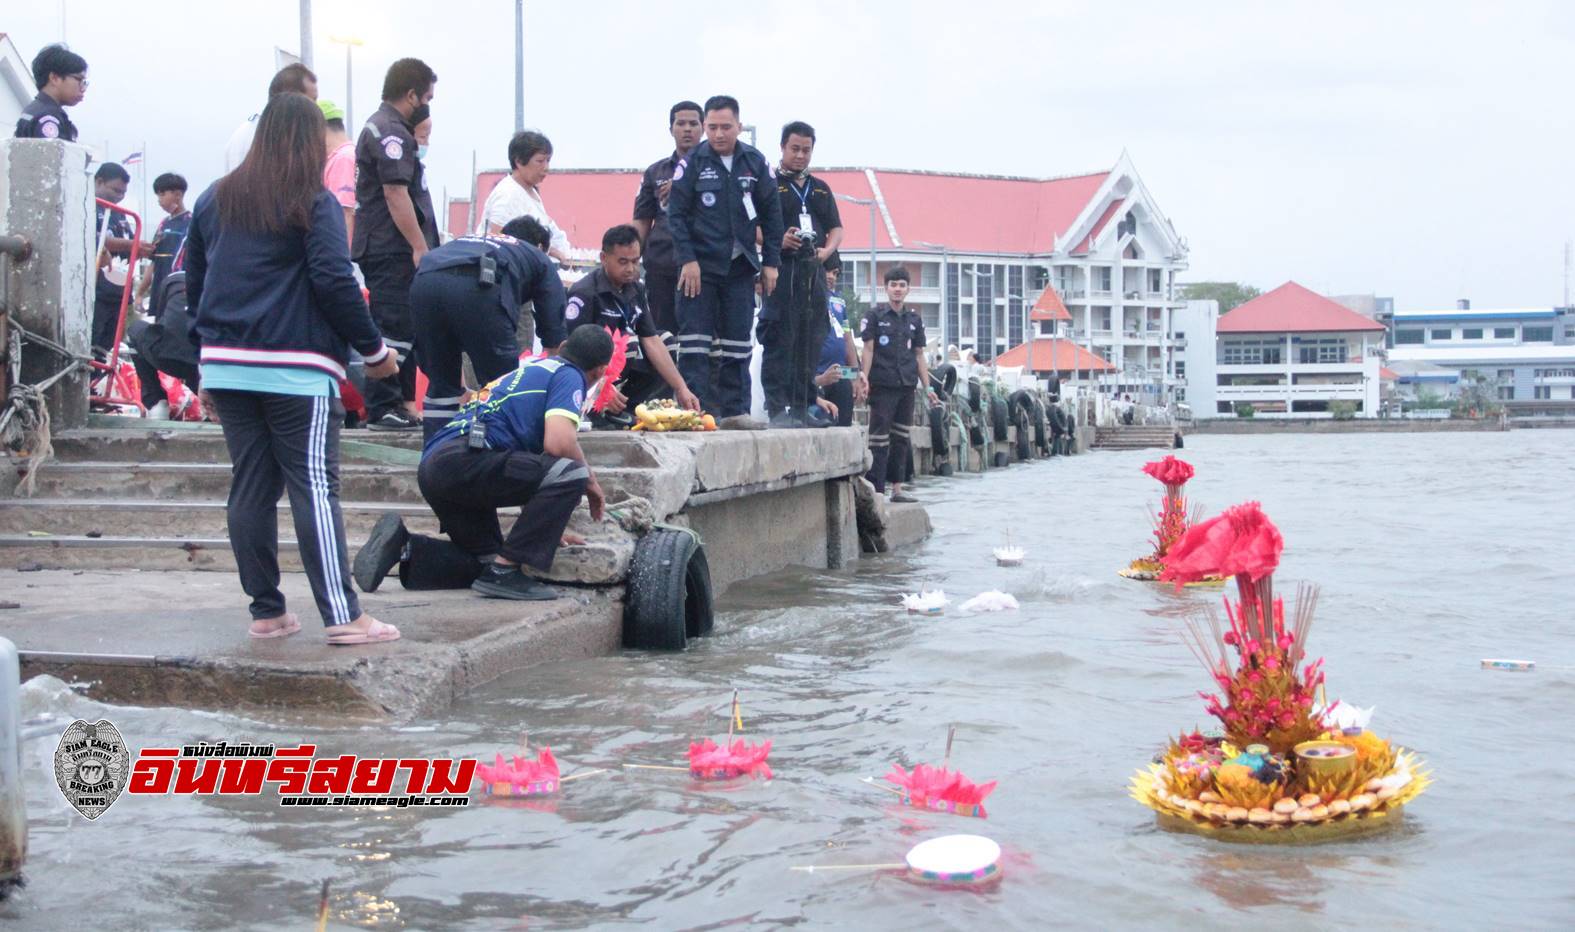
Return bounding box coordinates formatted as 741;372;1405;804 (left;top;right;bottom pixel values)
15;42;938;644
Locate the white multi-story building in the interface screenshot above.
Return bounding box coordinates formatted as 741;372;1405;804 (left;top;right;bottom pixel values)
1210;282;1385;418
1171;299;1220;415
452;152;1191;400
1387;303;1575;407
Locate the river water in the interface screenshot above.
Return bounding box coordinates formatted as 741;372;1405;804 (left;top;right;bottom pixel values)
5;431;1573;930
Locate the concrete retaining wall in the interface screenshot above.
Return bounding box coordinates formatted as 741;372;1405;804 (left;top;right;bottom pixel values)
1185;417;1508;435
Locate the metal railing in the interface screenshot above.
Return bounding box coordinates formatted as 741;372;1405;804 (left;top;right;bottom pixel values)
88;197;145;411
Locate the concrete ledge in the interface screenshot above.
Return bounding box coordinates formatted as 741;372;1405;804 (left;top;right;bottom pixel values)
5;569;623;720
1185;417;1508;434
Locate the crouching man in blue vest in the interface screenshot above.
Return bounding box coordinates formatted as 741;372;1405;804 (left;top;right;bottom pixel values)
353;326;612;601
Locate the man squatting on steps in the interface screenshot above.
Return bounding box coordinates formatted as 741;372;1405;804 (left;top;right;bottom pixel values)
353;326;613;602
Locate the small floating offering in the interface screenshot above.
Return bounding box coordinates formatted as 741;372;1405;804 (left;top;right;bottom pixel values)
476;748;560;797
993;545;1025;567
791;834;1004;887
883;763;998;819
1119;456;1222;585
1481;659;1535;672
901;590;949;615
687;738;773;780
1130;503;1431;844
959;591;1019;613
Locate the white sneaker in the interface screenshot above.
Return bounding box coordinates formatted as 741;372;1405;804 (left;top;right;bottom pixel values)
145;400;170;420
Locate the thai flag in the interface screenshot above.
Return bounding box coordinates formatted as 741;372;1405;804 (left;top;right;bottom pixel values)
122;151;144;165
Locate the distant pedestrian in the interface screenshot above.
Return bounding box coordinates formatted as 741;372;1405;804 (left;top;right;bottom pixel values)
90;162;136;357
665;95;784;426
319;99;356;245
860;266;936;503
15;44;86;141
476;131;571;261
185;92;401;645
408;216;568;440
353;57;439;431
224;62;317;172
760;120;844;426
632;100;703;334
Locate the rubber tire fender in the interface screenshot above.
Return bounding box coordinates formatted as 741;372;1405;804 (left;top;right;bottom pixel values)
928;403;948;469
929;363;958;400
990;394;1010;442
966;378;983;413
967;410;986;448
624;529;715;650
1014;406;1032;461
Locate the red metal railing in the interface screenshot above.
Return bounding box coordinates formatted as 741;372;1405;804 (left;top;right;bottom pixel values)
87;196;144;410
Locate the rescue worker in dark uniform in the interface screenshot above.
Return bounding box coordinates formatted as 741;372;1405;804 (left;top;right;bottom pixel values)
631;100;702;334
91;163;137;356
14;44;86;141
666;95;784;426
859;266;936;503
813;260;866;427
352;58;439;431
759;120;844;426
409;216;568;440
567;225;701;423
352;326;613;602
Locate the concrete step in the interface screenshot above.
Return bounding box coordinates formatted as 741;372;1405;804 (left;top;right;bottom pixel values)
0;498;450;538
54;428;423;466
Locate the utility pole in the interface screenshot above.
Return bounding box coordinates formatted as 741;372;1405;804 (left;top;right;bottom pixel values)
299;0;314;68
329;36;364;128
1564;240;1571;307
514;0;525;132
837;194;880;311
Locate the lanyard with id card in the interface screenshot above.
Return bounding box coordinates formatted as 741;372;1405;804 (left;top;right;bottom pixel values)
791;180;815;237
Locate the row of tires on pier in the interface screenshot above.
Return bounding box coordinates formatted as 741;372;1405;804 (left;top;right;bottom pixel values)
921;363;1074;473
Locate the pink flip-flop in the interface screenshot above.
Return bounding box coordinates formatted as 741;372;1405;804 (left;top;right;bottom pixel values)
326;619;401;646
249;613;301;639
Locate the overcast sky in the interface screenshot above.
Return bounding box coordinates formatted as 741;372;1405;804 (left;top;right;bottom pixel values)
11;0;1575;307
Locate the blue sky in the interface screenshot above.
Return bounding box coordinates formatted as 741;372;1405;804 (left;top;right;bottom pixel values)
10;0;1575;307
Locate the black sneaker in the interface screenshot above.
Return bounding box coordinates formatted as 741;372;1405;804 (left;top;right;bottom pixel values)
768;410;803;429
804;406;834;429
367;410;420;431
353;513;409;593
470;564;561;601
589;410;635;430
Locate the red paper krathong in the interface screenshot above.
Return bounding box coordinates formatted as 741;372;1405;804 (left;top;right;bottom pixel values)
591;327;629;413
1142;456;1197;559
687;739;773;780
1163;503;1324;753
885;763;998;818
476;748;561;795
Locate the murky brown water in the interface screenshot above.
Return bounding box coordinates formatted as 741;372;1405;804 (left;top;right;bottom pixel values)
5;431;1574;929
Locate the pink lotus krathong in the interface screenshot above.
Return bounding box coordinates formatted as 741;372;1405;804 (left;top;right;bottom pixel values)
476;748;561;796
687;739;774;780
885;763;998;818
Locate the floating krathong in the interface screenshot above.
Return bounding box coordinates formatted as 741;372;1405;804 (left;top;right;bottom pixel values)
884;763;998;819
791;834;1004;887
476;748;561;797
959;591;1019;613
688;738;773;781
993;546;1025;567
901;590;949;615
1119;456;1220;585
1129;502;1431;842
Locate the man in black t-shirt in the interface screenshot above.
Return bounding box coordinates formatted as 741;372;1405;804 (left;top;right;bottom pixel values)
631;100;702;335
352;58;438;431
566;225;700;422
759;121;843;427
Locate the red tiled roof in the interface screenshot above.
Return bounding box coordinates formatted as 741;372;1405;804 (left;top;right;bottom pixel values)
994;339;1117;373
468;166;1113;256
1217;281;1387;334
1030;285;1072;321
1380;366;1398;381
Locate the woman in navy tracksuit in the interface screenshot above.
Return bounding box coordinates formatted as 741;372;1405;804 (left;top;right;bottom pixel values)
185;92;402;645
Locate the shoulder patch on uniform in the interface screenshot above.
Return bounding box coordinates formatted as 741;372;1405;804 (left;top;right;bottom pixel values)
382;136;404;160
672;159;685;182
38;115;60;138
565;297;583;320
572;389;584;410
701;191;717;208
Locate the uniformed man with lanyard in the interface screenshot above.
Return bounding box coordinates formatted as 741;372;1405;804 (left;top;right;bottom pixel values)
566;224;701;422
760;120;845;427
408;216;568;440
860;265;936;504
631;100;702;335
352;58;439;431
666;94;784;427
352;326;613;602
14;44;86;141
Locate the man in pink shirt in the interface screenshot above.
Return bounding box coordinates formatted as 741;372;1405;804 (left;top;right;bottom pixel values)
319;99;356;246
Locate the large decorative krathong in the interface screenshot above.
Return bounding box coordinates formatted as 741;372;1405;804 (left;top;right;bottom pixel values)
1130;503;1431;842
1120;456;1216;584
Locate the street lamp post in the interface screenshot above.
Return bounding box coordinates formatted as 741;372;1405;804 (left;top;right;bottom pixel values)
328;35;363;128
836;194;879;311
514;0;525;132
914;240;949;351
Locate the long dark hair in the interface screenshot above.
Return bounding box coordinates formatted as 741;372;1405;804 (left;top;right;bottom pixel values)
217;92;326;234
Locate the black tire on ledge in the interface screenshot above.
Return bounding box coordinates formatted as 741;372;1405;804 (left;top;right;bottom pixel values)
928;403;948;471
624;529;714;650
1015;407;1032;461
990;395;1010;442
992;450;1009;468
